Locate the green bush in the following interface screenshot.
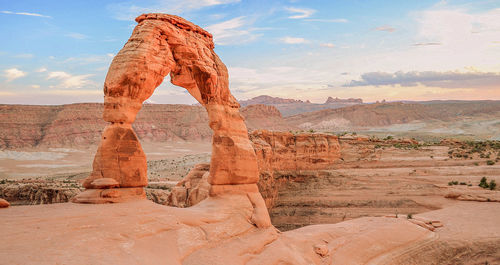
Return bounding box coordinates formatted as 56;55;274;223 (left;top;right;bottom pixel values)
486;160;495;165
479;177;489;189
489;180;496;190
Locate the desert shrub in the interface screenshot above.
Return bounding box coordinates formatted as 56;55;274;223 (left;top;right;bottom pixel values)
407;213;413;219
374;144;382;149
459;182;467;185
384;136;393;140
448;180;459;186
479;177;489;189
486;160;495;165
489;180;496;190
474;162;479;166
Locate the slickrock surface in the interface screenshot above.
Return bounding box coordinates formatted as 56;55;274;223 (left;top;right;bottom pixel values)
0;198;436;265
2;198;498;264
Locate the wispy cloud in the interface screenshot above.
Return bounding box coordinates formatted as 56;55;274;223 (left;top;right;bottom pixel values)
108;0;241;21
47;71;94;88
280;36;309;44
285;7;316;19
13;53;34;59
413;42;441;46
206;16;260;45
66;33;88;40
320;43;335;48
345;70;500;89
305;18;348;23
1;10;51;18
374;25;396;32
4;68;27;82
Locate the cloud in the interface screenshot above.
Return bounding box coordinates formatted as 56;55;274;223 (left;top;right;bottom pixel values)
66;33;88;40
108;0;240;21
374;25;396;32
1;10;51;18
4;68;27;82
14;53;34;59
345;70;500;89
205;16;259;45
305;18;348;23
280;36;309;44
285;7;316;19
47;71;94;88
36;67;47;73
320;43;335;48
31;85;40;89
413;42;442;46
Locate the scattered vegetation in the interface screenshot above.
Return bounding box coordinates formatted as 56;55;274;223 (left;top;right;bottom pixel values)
486;160;495;165
448;180;459;186
478;177;497;190
407;213;413;219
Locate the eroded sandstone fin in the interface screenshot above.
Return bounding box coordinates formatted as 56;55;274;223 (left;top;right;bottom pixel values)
73;13;271;227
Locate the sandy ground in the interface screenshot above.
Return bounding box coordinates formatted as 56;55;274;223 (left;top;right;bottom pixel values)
0;141;211;179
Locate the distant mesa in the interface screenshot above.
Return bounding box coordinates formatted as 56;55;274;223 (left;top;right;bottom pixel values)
239;95;363;106
239;95;308;106
325;96;363;104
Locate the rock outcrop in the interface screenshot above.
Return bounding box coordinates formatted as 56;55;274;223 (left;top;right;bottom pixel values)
0;198;9;208
240;104;293;131
73;13;270;227
325;96;363;104
239;95;308;106
0;182;81;205
250;130;341;172
168;131;342;210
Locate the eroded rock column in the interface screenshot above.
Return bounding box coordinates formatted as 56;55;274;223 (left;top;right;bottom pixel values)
73;13;270;227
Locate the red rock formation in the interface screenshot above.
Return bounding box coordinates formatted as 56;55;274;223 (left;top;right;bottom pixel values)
250;130;341;172
169;130;341;210
73;13;270;227
0;198;10;208
240;104;293;131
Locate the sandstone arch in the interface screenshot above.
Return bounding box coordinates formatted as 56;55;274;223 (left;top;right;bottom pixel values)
73;14;270;227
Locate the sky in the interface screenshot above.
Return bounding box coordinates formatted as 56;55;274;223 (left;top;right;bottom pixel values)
1;0;499;105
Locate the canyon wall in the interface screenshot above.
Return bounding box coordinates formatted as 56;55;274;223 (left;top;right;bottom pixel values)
0;103;286;149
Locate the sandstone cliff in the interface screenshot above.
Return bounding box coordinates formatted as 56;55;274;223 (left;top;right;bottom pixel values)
0;103;291;149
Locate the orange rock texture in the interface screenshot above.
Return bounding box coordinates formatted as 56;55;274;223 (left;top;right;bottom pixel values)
0;198;10;208
250;130;341;173
74;14;269;226
168;130;342;210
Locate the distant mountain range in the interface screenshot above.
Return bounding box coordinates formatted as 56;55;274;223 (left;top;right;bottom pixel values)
1;97;499;149
239;95;363;116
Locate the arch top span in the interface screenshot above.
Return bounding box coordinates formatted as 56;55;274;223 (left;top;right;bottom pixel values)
73;13;271;228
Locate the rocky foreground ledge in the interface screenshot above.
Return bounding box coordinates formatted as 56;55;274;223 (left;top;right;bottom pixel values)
1;197;499;264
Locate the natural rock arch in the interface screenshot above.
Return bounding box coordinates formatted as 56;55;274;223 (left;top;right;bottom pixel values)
73;14;271;227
